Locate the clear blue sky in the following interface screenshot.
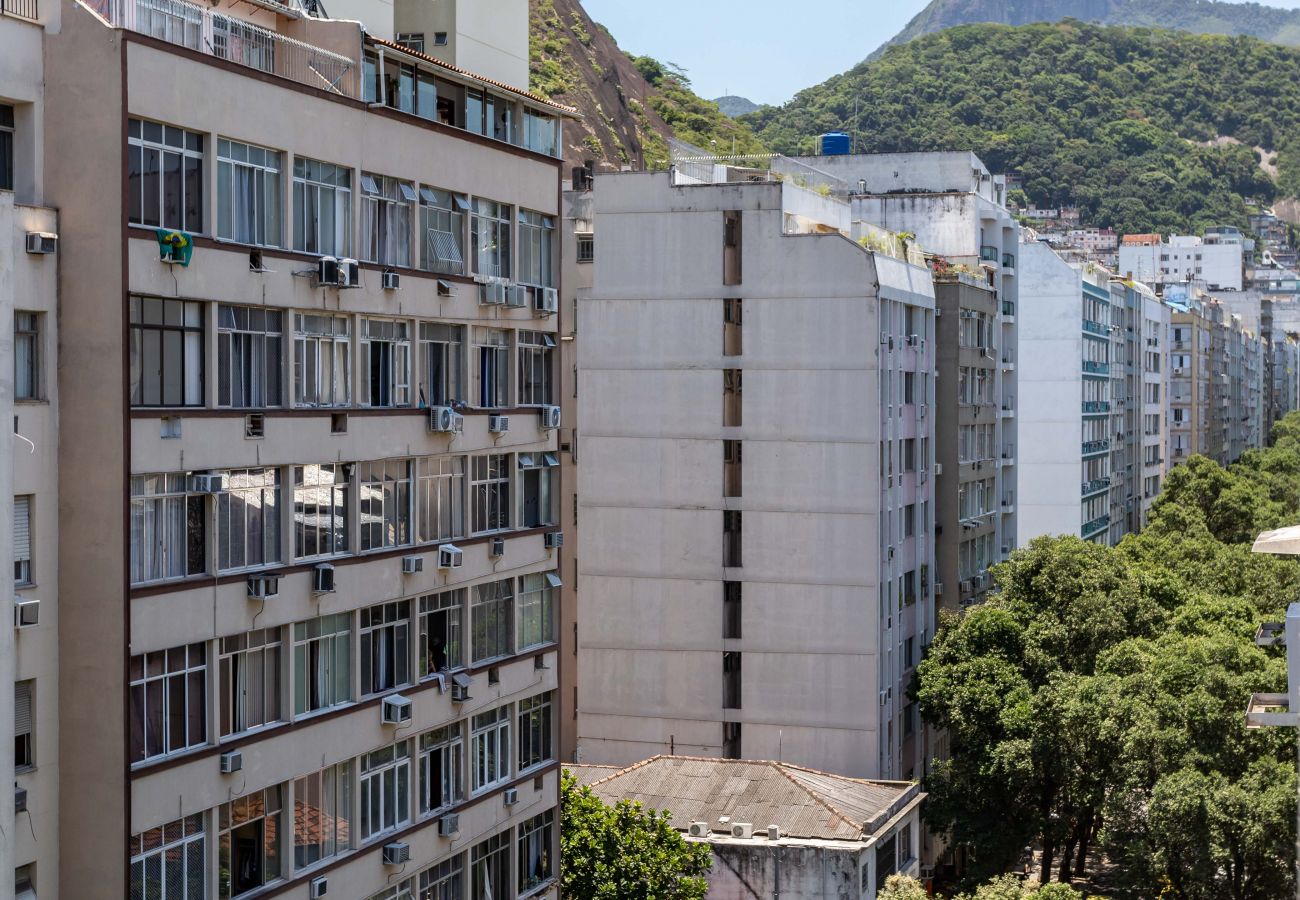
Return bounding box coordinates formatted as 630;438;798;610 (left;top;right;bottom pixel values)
581;0;1300;106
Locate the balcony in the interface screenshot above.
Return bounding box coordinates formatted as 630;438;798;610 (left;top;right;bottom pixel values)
1082;514;1110;537
980;245;999;263
1082;477;1111;497
1001;495;1015;514
1082;400;1111;414
1000;402;1015;419
1082;360;1110;376
1082;439;1110;456
1082;319;1109;337
1;0;37;19
1000;446;1015;466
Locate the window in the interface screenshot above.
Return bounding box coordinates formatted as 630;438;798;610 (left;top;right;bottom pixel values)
219;785;283;899
361;599;412;695
472;830;512;899
293;463;350;559
419;187;467;275
217;305;282;408
361;741;412;841
13;495;31;586
723;581;742;639
476;328;510;408
522;108;559;156
517;691;553;772
217;139;282;246
471;454;511;534
723;368;742;426
517;209;554;287
471;579;514;663
131;814;205;900
518;810;555;894
723;297;742;356
14;312;40;400
723;721;741;759
420;856;464;900
358;458;413;551
518;331;554;406
293;613;352;716
130;643;207;763
417;455;466;543
293;761;353;869
723;651;741;709
218;627;283;737
517;572;557;650
395;31;424;50
419;323;463;407
217;468;281;572
470;198;512;278
519;454;557;528
724;439;742;498
362;318;412;407
419;723;464;814
575;232;594;263
129;297;204;407
724;509;741;567
434;31;448;45
361;173;415;267
14;680;32;770
471;706;511;792
723;210;742;285
293;314;351;408
0;104;12;191
130;474;206;583
127;119;203;232
419;589;464;675
293;157;352;256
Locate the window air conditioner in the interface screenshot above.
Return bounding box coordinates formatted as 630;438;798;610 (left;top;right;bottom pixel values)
535;287;559;315
401;555;424;575
25;232;57;254
688;822;711;838
313;563;335;594
382;694;413;725
480;281;508;305
934;463;943;476
247;573;280;600
187;472;226;494
338;258;361;288
730;822;754;839
488;415;509;433
439;813;460;836
429;406;464;434
15;785;27;814
934;582;944;596
879;688;890;706
545;532;564;550
309;876;329;899
490;536;505;557
382;269;400;290
219;750;243;774
539;405;562;430
506;284;529;308
14;598;39;628
316;256;339;286
382;842;411;866
438;544;463;569
450;672;472;702
906;334;919;347
503;788;519;805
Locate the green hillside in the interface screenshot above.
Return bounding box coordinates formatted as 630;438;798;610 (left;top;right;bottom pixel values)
744;20;1300;233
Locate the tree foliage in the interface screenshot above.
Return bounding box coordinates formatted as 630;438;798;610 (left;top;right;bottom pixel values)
559;769;712;899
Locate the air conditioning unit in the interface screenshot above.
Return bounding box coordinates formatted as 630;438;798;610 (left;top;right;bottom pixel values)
767;825;781;841
535;287;559;315
731;822;754;840
401;555;424;574
503;788;519;805
382;842;411;866
187;472;226;494
488;415;509;433
313;563;335;594
382;694;413;725
14;785;26;814
879;687;891;706
450;672;472;702
219;750;243;774
309;876;329;899
382;269;400;290
429;406;465;434
480;281;508;305
545;532;564;550
688;822;711;838
906;334;919;347
25;232;57;254
490;536;505;557
439;813;460;837
316;256;340;286
247;573;280;600
934;582;944;596
338;258;361;288
506;284;529;308
960;579;972;593
539;405;562;430
438;544;463;569
934;463;943;476
14;598;39;628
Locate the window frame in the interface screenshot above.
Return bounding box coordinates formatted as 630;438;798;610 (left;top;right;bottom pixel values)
517;330;554;406
418;722;465;816
292;463;351;560
470;197;512;279
293;156;353;257
129;473;207;584
14;311;40;401
216;467;282;573
358;457;413;552
217;137;283;248
419;322;464;407
217;304;283;409
218;626;284;738
129;643;208;764
127;118;204;233
219;784;284;899
419;186;468;275
416;454;466;543
129;297;205;408
360;599;413;697
131;813;206;900
470;454;511;535
518;809;555;895
13;494;32;587
292;760;354;870
470;705;512;793
360;172;415;267
361;317;412;408
293;313;352;408
517;690;553;773
292;612;353;717
419;588;465;676
471;578;514;665
516;572;557;651
360;740;412;841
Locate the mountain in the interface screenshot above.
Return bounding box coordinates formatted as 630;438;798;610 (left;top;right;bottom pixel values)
714;95;760;118
528;0;763;171
878;0;1300;54
743;20;1300;234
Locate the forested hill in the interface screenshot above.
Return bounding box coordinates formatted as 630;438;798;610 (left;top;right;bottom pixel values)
881;0;1300;54
742;21;1300;234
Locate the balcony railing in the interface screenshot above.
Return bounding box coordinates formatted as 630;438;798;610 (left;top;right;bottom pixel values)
95;0;358;98
1081;477;1111;497
1082;439;1110;455
1082;514;1110;537
1082;319;1108;337
1082;360;1110;375
1082;400;1111;414
2;0;38;19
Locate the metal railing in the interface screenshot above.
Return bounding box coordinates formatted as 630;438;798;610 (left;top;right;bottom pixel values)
1082;477;1111;497
1082;515;1110;536
1;0;38;20
1082;360;1110;375
1082;319;1109;337
1082;400;1111;414
93;0;357;97
1082;439;1110;455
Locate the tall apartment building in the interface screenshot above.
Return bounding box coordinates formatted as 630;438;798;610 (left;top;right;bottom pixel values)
573;164;938;783
1119;230;1246;291
32;0;569;896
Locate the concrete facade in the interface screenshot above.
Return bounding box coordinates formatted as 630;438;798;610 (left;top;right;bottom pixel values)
1118;231;1246;292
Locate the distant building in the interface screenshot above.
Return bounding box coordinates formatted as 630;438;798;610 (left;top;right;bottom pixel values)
1118;231;1245;291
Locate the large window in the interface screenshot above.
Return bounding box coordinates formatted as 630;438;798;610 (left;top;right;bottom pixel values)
217;305;282;408
471;454;511;535
293;761;353;869
519;454;557;528
471;579;513;664
476;328;510;408
130;297;204;407
217;468;281;572
471;706;511;792
130;474;206;583
518;809;555;895
419;723;464;814
293;463;350;559
219;786;283;899
131;814;205;900
218;627;283;737
293;613;352;716
128;119;203;232
360;741;412;841
518;573;557;651
517;331;554;406
293;313;351;408
420;857;465;900
129;643;207;763
419;589;464;676
419;323;463;407
471;830;512;899
517;691;553;772
417;455;465;543
517;210;554;288
14;680;32;769
361;173;415;267
362;318;411;408
361;599;412;696
470;198;511;278
420;187;467;275
359;458;412;551
217;139;282;247
522;108;559;157
14;312;40;401
293;157;352;257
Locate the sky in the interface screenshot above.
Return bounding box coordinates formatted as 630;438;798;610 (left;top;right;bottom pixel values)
580;0;1300;107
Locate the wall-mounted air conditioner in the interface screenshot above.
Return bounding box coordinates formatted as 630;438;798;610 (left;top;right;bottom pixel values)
401;555;424;574
382;695;413;725
438;544;463;569
488;415;509;433
539;405;562;430
220;750;243;774
247;573;280;600
429;406;465;434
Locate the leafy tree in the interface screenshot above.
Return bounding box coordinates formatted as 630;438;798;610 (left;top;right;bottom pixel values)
880;874;931;900
559;769;712;899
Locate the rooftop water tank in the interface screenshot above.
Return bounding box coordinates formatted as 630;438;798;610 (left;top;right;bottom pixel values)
820;132;851;156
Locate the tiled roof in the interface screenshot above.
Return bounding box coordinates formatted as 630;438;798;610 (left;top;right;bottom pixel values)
1122;233;1163;244
585;756;920;842
567;764;622;786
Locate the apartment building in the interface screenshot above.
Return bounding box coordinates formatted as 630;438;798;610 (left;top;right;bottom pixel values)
1118;230;1246;292
1134;282;1170;528
39;0;568;896
573;162;937;783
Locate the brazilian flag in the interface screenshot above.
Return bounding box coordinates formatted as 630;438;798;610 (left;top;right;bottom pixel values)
156;229;194;267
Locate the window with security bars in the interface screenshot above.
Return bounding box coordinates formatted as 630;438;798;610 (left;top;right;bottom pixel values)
419;722;464;814
575;232;594;264
420;187;468;275
217;468;281;572
361;172;415;267
293;612;352;716
13;495;31;585
517;690;553;772
129;643;207;763
217;305;282;408
130;814;205;900
218;627;283;737
420;323;463;407
217;139;282;247
417;455;465;543
293;157;352;257
518;809;555;894
127;119;203;232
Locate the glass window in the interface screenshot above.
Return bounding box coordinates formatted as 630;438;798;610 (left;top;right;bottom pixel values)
130;473;206;583
419;856;464;900
419;589;465;676
517;573;556;650
361;599;412;696
522;108;559;157
14;680;32;769
517;691;553;772
360;173;414;267
362;318;412;407
129;643;207;763
471;706;511;792
517;330;553;406
129;297;204;407
471;830;511;900
293;463;350;559
217;305;282;408
417;455;465;543
293;313;351;408
470;198;511;278
470;454;510;535
518;809;555;894
293;157;352;257
293;613;352;716
419;187;467;275
360;741;411;841
14;312;40;400
358;458;413;551
419;322;463;407
218;627;283;737
475;328;510;408
419;722;464;815
127;119;204;232
517;210;554;288
13;495;31;586
519;456;556;528
217;468;281;572
471;579;513;663
130;814;205;900
0;104;13;192
217;139;282;247
293;760;353;869
219;785;283;899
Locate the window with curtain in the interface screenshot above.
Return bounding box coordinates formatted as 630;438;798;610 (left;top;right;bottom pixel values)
293;313;351;408
216;468;281;572
358;458;412;551
419;722;464;814
217;138;282;247
419;187;467;275
219;786;283;899
129;474;206;583
14;311;40;401
218;627;283;737
361;599;412;695
129;297;204;408
470;198;511;278
518;809;555;894
129;643;207;763
293;761;353;869
475;328;510;408
127;119;203;232
361;318;411;408
419;322;463;407
360;172;414;267
416;455;465;543
471;830;511;899
293;157;352;257
471;578;513;663
292;612;352;716
217;305;282;408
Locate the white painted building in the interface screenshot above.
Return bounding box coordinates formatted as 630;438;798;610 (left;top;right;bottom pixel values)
1118;231;1245;292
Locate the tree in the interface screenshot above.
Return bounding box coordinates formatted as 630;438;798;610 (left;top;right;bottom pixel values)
879;874;930;900
559;769;712;899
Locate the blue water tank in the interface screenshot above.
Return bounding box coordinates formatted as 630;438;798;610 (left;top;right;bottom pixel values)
820;132;851;155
